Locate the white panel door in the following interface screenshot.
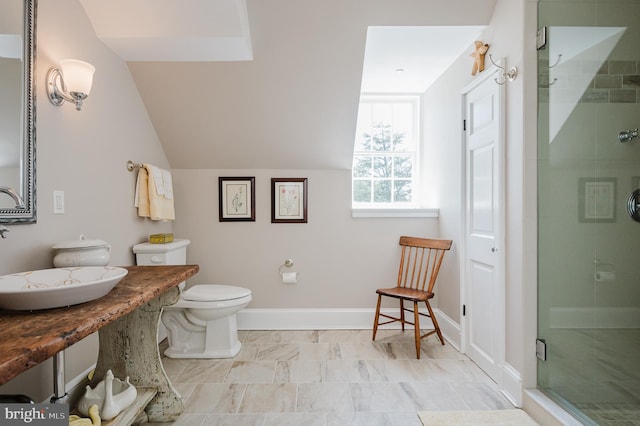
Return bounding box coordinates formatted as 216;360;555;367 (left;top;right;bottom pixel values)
463;68;505;384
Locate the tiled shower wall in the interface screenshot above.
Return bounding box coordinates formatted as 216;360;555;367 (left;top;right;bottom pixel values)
540;59;640;103
592;60;640;103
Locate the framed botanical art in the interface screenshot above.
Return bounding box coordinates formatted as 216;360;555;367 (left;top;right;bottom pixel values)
271;178;308;223
219;177;255;222
578;177;616;223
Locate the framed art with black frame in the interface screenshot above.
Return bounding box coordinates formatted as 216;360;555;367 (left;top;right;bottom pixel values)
219;177;255;222
271;178;307;223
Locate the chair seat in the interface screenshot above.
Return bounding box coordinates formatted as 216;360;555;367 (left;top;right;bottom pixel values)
376;287;434;302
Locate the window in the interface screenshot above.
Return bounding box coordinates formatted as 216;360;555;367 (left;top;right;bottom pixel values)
352;95;420;208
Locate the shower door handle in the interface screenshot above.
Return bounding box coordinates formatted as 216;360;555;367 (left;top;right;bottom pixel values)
628;189;640;222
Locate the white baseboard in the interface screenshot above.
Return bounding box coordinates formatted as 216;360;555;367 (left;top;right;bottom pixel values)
237;307;460;343
501;362;523;407
238;308;379;330
549;307;640;329
432;308;461;350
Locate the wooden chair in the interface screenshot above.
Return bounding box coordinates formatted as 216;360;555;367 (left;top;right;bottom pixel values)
372;236;453;359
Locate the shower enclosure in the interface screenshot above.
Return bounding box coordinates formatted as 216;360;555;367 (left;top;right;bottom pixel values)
537;1;640;424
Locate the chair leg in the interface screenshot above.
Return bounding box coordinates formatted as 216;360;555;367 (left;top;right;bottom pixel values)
400;299;405;331
425;301;445;345
413;301;421;359
372;294;382;341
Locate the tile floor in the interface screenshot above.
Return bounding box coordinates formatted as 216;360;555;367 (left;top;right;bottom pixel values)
150;329;514;425
538;328;640;425
575;403;640;426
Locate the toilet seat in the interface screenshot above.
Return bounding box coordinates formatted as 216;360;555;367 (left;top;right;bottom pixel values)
166;284;252;311
182;285;251;302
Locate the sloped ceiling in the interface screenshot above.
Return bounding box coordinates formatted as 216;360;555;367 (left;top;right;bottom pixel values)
85;0;496;170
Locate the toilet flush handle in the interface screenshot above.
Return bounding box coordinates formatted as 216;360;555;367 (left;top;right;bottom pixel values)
150;255;164;264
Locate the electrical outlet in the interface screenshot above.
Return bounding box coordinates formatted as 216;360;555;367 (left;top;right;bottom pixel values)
53;190;64;214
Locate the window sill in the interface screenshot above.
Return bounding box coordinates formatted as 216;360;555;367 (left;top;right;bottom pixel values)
351;208;439;218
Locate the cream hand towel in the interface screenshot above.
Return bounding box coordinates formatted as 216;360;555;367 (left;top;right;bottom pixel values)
144;163;175;221
135;167;151;218
146;164;165;196
161;169;173;200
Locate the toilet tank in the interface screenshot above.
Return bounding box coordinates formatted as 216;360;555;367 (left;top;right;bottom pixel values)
133;239;191;266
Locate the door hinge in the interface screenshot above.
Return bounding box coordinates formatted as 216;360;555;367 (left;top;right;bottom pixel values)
463;119;467;131
536;338;547;361
462;304;466;316
536;26;547;50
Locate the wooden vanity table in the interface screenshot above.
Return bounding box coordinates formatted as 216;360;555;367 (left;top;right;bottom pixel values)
0;265;199;424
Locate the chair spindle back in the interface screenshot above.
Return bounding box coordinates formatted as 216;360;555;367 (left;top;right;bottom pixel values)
397;236;453;293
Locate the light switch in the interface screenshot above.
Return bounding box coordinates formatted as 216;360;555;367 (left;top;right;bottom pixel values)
53;190;64;214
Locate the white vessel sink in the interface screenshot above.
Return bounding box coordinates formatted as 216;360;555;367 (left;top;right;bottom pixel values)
0;266;128;310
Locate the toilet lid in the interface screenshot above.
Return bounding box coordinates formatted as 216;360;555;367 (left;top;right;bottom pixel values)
182;285;251;302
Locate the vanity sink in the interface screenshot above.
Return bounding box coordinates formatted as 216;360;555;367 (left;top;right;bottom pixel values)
0;266;128;310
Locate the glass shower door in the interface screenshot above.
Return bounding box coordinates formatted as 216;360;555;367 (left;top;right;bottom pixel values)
537;1;640;424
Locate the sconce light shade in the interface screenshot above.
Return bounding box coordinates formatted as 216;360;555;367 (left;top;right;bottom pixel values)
47;59;95;111
60;59;94;96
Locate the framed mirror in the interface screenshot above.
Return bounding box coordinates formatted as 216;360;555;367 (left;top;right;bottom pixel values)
0;0;36;223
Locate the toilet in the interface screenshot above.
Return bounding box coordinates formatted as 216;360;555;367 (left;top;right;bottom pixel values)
133;239;251;359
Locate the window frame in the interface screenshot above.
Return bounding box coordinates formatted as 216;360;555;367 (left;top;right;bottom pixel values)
351;94;422;210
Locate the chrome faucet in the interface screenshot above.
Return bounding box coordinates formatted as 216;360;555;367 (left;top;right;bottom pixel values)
0;186;26;209
0;187;25;239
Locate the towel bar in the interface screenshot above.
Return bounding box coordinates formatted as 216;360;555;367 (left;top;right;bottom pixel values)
127;161;144;172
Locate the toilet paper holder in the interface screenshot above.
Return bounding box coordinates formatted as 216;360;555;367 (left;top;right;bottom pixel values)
278;259;300;280
592;259;615;283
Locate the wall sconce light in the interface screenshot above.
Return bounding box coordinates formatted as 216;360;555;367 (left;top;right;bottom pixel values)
47;59;95;111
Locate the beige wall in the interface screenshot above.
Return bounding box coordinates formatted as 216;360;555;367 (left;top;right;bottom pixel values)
0;0;172;402
173;169;438;309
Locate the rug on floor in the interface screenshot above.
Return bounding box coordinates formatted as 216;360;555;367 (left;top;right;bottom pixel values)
417;409;539;425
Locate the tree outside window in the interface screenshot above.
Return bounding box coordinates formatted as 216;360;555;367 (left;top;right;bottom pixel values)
352;96;419;207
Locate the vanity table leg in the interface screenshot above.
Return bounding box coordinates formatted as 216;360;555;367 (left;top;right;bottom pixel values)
91;287;182;422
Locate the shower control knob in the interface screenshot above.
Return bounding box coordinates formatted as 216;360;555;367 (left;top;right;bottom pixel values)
627;189;640;222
